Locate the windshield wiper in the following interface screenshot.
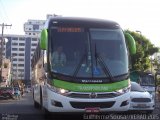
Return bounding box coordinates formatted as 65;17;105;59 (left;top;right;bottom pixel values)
94;43;114;82
73;54;87;77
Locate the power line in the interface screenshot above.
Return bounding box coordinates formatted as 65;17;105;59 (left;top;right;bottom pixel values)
0;23;12;83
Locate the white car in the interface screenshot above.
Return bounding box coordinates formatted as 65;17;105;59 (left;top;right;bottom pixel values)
129;82;155;113
25;85;32;93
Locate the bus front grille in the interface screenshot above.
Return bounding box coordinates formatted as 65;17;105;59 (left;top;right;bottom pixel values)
131;98;151;102
67;92;118;99
70;101;115;109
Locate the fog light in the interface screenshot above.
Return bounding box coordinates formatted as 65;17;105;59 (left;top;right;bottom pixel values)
51;100;63;107
120;100;129;107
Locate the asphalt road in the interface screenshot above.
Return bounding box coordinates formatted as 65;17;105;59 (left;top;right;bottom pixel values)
0;93;44;120
0;93;160;120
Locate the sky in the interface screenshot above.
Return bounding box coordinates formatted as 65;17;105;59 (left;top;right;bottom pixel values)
0;0;160;47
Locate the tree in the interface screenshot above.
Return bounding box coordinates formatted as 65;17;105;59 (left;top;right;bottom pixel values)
125;30;159;72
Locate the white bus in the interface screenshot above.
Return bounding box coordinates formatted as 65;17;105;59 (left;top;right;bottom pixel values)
140;72;156;98
31;17;136;114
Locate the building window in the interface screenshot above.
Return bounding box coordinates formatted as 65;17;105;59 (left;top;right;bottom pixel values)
18;58;24;61
19;48;24;51
18;64;24;67
12;37;18;40
19;37;25;41
18;74;24;77
32;38;37;41
29;33;31;35
12;48;18;51
31;43;37;46
31;49;35;52
18;69;24;72
33;24;39;30
19;43;25;46
12;42;18;45
12;53;17;56
12;58;17;61
12;64;17;67
19;53;24;56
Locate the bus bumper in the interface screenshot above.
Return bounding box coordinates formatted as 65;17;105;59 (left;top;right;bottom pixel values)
43;90;130;113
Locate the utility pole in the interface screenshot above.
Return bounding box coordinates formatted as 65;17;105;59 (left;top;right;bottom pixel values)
0;23;12;83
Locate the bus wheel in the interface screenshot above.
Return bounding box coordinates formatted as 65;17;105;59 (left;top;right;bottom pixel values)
43;108;52;119
34;100;40;109
40;87;43;109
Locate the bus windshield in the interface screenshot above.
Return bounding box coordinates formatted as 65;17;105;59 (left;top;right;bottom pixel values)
140;75;155;86
50;27;128;80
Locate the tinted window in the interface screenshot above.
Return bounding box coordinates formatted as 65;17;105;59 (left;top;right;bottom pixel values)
140;75;155;86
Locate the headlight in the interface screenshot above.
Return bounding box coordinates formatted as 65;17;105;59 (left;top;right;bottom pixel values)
150;94;153;100
59;88;69;94
150;93;155;100
48;85;69;95
115;87;130;95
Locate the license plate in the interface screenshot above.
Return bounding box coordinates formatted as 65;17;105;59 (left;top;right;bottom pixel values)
137;104;147;108
85;108;100;113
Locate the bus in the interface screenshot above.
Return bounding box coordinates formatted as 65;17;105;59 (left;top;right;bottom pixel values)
140;72;156;98
130;71;156;99
31;17;136;114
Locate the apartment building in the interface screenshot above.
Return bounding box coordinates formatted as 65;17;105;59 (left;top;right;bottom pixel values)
23;14;60;37
0;14;58;85
24;19;45;37
0;35;39;85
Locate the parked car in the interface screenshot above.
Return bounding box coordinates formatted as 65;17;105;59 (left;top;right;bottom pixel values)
129;82;155;113
0;87;14;99
24;85;32;93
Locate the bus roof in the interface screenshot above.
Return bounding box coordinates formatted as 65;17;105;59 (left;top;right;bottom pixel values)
45;17;121;29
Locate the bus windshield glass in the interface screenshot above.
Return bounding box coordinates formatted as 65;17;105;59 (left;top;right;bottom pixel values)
140;75;155;86
50;27;128;80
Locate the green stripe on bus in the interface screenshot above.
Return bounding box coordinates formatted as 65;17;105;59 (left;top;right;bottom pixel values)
52;79;129;92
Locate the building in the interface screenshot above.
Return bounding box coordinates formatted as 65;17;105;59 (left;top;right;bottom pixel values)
24;19;45;37
1;58;11;87
0;35;39;85
0;14;59;85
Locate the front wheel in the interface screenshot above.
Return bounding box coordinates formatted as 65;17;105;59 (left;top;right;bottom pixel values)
43;109;53;119
34;100;40;109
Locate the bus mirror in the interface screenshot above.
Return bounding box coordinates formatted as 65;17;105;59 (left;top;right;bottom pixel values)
125;33;136;55
40;29;48;50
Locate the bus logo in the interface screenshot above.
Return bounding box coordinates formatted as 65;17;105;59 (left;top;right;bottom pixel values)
89;92;97;98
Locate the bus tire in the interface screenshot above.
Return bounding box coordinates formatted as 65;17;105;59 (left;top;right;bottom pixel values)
32;89;34;99
44;109;52;119
40;87;43;109
34;100;40;109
